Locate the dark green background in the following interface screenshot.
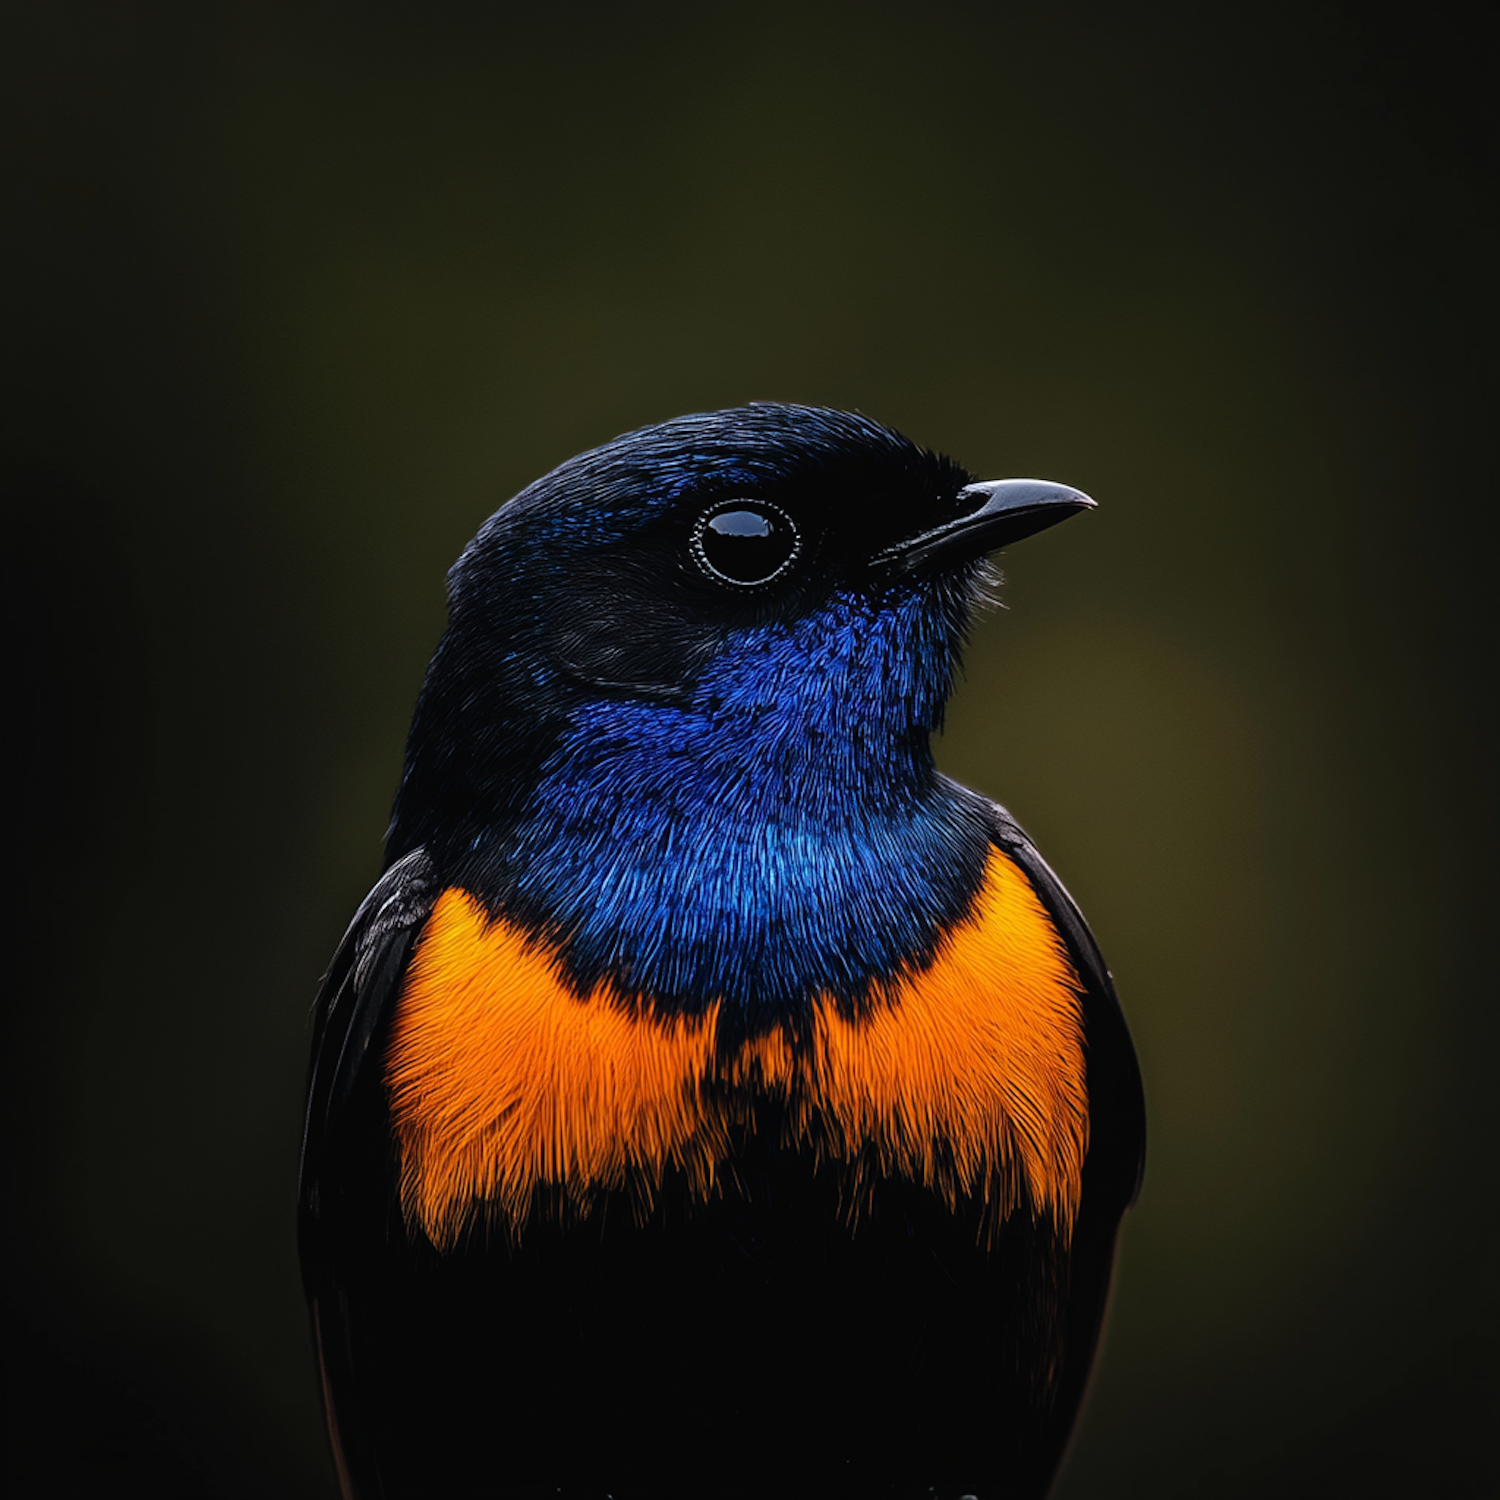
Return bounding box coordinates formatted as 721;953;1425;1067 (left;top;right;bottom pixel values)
4;4;1495;1495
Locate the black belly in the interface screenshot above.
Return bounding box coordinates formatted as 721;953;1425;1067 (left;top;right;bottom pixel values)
314;1099;1117;1500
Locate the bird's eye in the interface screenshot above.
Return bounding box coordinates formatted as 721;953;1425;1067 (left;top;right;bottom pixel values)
691;502;801;588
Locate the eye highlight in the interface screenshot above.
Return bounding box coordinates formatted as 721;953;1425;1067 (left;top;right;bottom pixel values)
691;501;801;588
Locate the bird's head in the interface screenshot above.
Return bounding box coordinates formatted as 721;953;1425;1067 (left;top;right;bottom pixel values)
390;403;1090;871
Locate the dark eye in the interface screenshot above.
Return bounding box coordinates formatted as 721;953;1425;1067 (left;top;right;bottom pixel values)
691;501;801;587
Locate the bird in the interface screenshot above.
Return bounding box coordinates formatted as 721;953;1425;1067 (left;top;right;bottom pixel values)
298;403;1144;1500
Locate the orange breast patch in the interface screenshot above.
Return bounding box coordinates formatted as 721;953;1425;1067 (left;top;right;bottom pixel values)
385;851;1088;1249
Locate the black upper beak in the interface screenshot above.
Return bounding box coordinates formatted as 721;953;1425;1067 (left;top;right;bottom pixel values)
873;479;1095;575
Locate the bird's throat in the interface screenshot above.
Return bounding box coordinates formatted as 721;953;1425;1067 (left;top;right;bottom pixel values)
473;588;989;1020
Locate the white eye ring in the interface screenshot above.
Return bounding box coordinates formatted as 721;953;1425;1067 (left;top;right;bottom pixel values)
690;500;802;588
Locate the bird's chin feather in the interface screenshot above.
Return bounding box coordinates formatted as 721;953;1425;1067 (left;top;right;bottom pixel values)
970;557;1007;616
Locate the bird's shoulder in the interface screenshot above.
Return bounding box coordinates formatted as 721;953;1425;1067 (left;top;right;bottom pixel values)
961;784;1146;1210
299;848;438;1245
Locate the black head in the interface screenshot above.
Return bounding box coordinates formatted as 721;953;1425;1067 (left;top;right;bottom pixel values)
387;404;1090;868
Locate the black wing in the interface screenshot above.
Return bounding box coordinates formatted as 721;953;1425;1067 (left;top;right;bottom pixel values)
972;788;1146;1486
298;847;436;1500
980;795;1146;1208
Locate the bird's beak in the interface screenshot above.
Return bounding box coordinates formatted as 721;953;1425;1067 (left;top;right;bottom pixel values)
873;479;1095;576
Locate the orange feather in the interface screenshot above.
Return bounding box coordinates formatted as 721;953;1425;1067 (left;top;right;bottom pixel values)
386;851;1087;1248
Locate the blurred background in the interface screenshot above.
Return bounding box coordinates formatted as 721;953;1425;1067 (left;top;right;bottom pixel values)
3;3;1494;1495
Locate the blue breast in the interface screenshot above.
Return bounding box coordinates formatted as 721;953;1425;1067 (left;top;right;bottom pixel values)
503;583;991;1022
